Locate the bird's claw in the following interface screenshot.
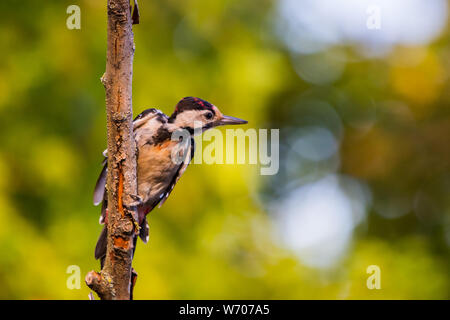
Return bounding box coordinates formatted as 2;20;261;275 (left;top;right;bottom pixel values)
132;218;141;234
128;194;143;207
124;194;142;234
122;207;141;234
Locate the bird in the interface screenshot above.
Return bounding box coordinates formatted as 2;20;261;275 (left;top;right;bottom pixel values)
93;97;247;266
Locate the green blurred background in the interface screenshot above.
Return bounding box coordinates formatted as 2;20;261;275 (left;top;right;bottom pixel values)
0;0;449;299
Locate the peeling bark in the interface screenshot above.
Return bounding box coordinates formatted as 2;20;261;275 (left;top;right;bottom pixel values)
86;0;139;300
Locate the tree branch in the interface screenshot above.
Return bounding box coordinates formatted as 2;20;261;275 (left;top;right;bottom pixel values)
86;0;138;300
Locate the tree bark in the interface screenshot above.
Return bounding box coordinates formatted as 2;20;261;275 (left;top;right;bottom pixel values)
86;0;139;300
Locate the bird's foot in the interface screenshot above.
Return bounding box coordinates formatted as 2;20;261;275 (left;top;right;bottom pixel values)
130;194;142;201
124;194;143;234
124;194;143;212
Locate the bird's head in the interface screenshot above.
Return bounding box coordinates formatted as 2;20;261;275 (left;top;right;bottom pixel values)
168;97;247;133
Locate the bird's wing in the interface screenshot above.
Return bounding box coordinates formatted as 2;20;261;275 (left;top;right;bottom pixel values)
93;108;168;207
158;137;195;208
93;156;107;206
133;108;168;132
133;108;169;149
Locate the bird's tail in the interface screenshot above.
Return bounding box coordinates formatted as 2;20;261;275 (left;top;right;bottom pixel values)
95;226;108;268
95;224;141;268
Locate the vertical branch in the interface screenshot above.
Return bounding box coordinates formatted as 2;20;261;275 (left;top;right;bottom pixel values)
86;0;138;300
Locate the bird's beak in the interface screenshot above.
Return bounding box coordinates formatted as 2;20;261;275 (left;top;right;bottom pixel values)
217;115;248;126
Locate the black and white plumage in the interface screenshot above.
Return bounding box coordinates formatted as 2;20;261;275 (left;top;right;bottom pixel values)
93;97;247;264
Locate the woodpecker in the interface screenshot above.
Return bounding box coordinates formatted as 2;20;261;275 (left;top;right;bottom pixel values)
93;97;247;264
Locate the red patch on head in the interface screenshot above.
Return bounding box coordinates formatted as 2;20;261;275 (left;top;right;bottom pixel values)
197;100;205;108
175;97;213;114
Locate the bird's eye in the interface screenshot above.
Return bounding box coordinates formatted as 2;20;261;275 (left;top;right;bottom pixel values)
205;112;213;120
